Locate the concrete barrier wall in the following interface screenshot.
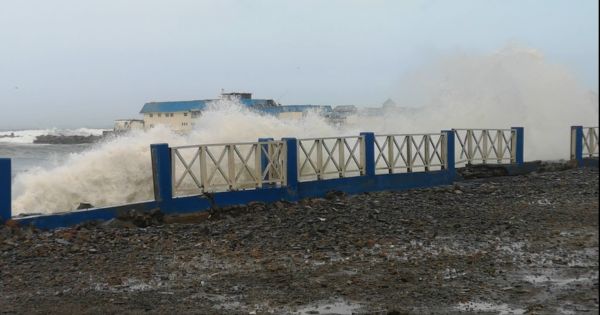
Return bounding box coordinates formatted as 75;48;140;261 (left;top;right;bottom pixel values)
0;127;541;230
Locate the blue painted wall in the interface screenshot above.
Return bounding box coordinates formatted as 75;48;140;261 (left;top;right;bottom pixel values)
6;127;540;230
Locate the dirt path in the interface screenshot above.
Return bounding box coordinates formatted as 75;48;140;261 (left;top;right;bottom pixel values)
1;167;598;314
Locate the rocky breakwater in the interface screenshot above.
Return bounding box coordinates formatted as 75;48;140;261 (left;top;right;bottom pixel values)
33;134;103;144
0;167;598;314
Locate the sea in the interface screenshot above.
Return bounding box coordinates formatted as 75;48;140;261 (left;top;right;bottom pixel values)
0;128;107;178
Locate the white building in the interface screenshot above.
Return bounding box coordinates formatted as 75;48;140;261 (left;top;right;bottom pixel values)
113;119;144;133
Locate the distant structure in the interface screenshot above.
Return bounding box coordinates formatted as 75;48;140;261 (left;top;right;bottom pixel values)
136;92;332;132
382;98;397;109
328;105;358;124
113;92;408;133
113;119;144;133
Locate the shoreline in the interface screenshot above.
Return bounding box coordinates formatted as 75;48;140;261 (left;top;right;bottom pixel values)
1;167;598;314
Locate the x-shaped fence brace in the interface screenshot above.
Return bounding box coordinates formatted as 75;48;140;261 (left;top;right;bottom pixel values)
375;134;446;173
454;129;514;164
583;127;599;157
298;137;363;180
171;141;286;195
260;142;285;183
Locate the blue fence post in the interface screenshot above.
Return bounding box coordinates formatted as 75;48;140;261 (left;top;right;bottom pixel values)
0;158;11;223
282;137;299;200
442;130;455;173
360;132;376;176
571;126;583;166
511;127;524;165
150;143;173;207
259;138;274;187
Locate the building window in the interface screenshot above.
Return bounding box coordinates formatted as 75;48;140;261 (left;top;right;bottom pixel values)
184;112;188;116
158;113;162;117
149;114;153;118
170;113;174;117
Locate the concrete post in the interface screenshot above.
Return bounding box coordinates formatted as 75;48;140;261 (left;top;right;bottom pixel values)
151;143;173;205
511;127;524;165
0;158;10;223
571;126;583;166
282;138;298;199
442;130;455;173
360;132;376;176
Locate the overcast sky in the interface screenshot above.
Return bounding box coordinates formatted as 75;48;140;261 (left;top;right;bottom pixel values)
0;0;598;129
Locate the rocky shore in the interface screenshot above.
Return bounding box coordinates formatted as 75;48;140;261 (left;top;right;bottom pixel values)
1;167;598;314
33;134;104;144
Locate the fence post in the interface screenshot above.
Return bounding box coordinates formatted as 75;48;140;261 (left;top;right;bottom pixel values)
282;138;299;199
360;132;376;176
442;130;455;174
570;126;583;166
0;158;11;223
511;127;524;165
259;138;274;187
151;143;173;206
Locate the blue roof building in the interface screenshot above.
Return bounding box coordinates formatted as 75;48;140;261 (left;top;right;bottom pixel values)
140;100;208;114
138;92;333;131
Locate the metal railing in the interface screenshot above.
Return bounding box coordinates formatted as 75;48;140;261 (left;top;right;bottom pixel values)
453;129;516;165
171;140;286;196
297;136;365;181
582;127;599;158
374;133;447;173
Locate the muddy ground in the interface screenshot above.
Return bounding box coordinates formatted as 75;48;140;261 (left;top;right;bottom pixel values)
1;167;598;314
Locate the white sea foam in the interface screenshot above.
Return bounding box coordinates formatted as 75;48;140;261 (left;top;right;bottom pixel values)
12;103;341;214
11;45;599;214
346;45;599;160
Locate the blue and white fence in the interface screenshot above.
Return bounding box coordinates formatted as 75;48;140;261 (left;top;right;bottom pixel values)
453;127;524;166
571;126;599;167
6;125;593;230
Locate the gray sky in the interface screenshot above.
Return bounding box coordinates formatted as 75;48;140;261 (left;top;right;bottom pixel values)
0;0;598;129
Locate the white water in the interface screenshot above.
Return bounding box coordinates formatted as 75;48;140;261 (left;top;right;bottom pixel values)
0;128;108;144
12;102;342;214
12;45;599;214
347;45;599;159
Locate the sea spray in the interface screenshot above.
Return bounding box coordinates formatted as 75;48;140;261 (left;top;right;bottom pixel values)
12;102;341;214
12;45;599;214
346;45;599;160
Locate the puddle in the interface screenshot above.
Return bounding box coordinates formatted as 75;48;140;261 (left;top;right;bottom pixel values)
519;268;598;287
455;301;525;314
293;299;364;315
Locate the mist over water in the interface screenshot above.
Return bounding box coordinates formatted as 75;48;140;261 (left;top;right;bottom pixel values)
367;45;599;159
12;46;599;214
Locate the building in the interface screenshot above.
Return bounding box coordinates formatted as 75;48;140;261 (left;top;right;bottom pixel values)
139;92;284;132
140;100;206;131
113;119;144;133
262;104;333;120
137;92;332;132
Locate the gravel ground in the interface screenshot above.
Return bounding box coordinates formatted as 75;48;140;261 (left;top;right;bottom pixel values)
1;167;598;314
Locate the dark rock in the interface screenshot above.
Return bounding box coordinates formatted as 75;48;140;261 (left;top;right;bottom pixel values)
77;202;94;210
33;134;103;144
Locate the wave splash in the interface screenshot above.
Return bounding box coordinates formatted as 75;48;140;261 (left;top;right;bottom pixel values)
12;46;599;214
